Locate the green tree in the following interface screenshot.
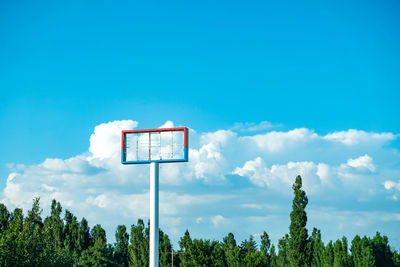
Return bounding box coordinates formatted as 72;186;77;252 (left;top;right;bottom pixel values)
310;228;324;267
159;229;172;267
178;229;193;266
179;237;225;266
20;197;46;266
0;203;10;234
210;240;226;267
269;244;278;267
78;217;91;254
333;238;346;267
79;224;114;266
351;235;376;267
223;232;241;267
322;241;334;267
260;231;271;266
42;199;68;266
393;250;400;267
277;234;289;267
63;209;80;264
189;238;213;266
371;232;394;267
128;219;149;267
114;225;129;267
288;175;310;267
341;236;352;267
0;208;24;266
240;235;263;267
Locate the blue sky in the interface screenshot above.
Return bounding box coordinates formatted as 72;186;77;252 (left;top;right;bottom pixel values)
1;0;400;249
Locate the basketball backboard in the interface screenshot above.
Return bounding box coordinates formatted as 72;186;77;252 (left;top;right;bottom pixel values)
121;127;188;164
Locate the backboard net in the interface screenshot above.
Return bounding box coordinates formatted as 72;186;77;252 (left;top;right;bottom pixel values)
121;127;188;164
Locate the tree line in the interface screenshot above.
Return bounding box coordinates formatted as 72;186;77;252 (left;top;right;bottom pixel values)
0;175;399;266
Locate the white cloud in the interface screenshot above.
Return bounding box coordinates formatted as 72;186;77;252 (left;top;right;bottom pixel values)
187;130;237;181
233;157;320;193
211;215;225;227
347;154;375;172
1;120;399;247
233;154;386;196
384;180;400;201
159;120;174;128
241;128;318;153
89;120;138;160
323;129;396;146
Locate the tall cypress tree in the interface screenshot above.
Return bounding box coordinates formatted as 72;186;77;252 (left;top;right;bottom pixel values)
288;175;310;267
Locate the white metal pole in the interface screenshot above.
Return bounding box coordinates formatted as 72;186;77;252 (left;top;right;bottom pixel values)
150;162;159;267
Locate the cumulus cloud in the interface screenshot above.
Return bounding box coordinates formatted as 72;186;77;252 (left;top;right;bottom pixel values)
233;153;389;198
233;158;321;193
1;120;399;246
89;120;138;160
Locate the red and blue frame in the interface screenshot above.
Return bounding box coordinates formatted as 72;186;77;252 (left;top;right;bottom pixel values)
121;127;189;164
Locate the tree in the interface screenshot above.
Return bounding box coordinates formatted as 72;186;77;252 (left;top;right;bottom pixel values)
260;231;271;266
340;236;352;267
42;199;68;266
210;240;226;267
128;219;148;266
78;217;91;254
79;224;114;266
393;250;400;267
0;203;10;234
0;208;24;266
159;229;172;267
178;229;193;266
114;225;129;267
269;244;278;267
360;236;375;267
371;232;394;267
223;232;241;266
288;175;310;267
333;238;351;267
322;241;334;267
310;228;324;267
351;235;375;267
240;235;263;267
189;238;213;266
20;197;46;266
277;234;289;267
63;209;80;264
